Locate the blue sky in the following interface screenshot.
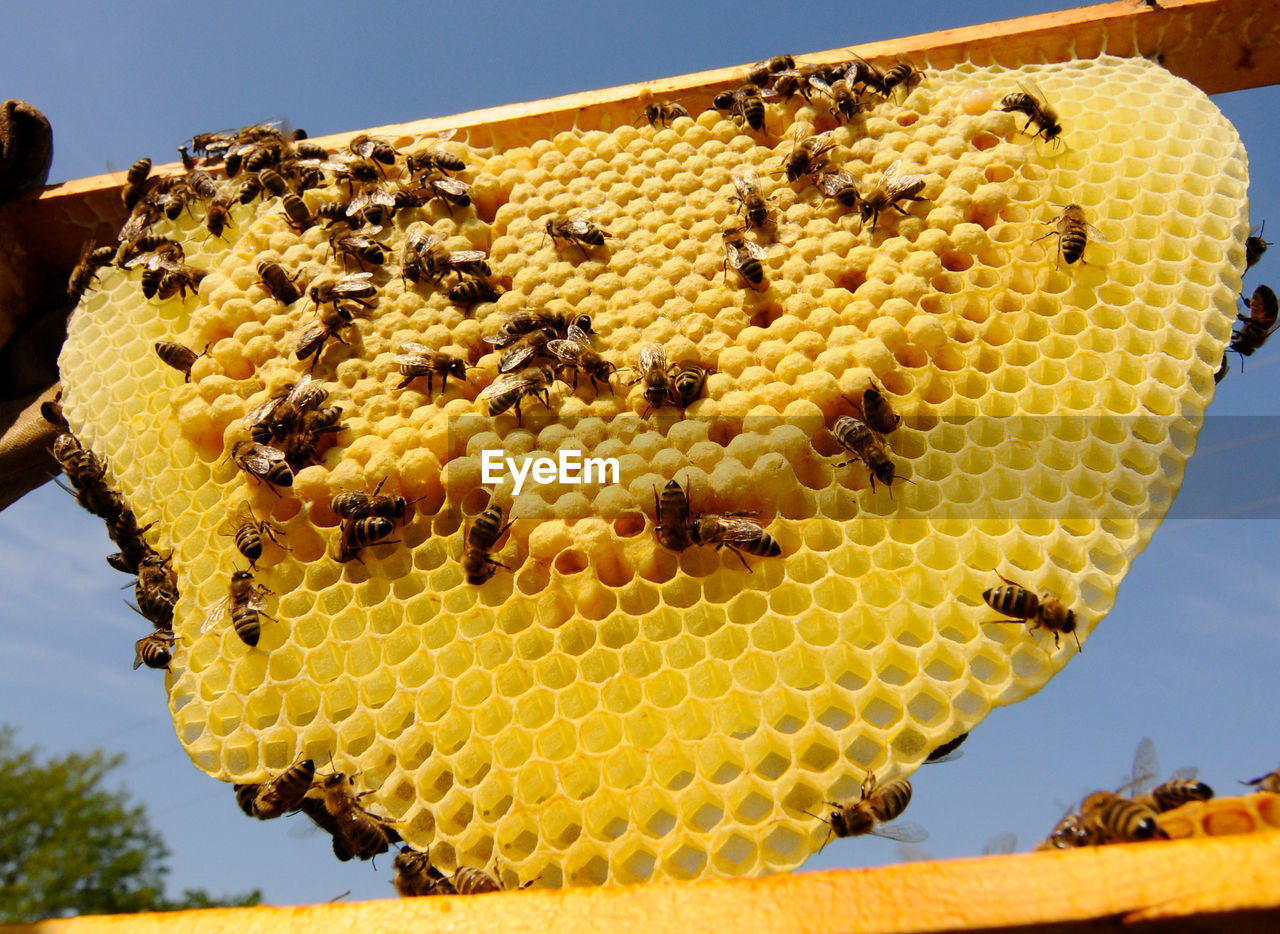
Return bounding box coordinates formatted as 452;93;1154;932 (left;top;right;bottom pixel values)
2;0;1278;905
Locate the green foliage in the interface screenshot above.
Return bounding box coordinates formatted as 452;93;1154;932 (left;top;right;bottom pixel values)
0;726;260;923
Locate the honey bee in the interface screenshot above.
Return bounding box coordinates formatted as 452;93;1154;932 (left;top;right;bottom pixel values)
485;309;592;349
810;75;862;123
924;732;968;764
121;158;153;209
117;200;161;245
394;848;452;897
1246;222;1270;270
653;478;694;553
643;100;690;127
321;152;385;191
858;160;926;231
153;341;200;381
40;393;67;431
999;80;1064;147
982;572;1080;652
831;416;903;492
448;275;501;311
746;54;796;87
819;770;927;843
1036;203;1104;267
815;169;861;210
392;343;469;394
462;504;512;585
495;329;554;374
231;440;294;491
1241;767;1280;794
133;630;174;671
547;323;617;394
219;506;285;569
689;512;781;568
247;376;331;449
1039;810;1103;850
1125;737;1212;814
544;210;610;260
1079;790;1166;843
134;553;177;628
348;134;397;166
449;867;504;895
400;226;491;285
280;193;316;233
247;757;316;819
406;129;466;175
668;362;708;410
67;240;117;300
204;193;234;239
479;366;555;423
235;173;265;204
1232;283;1278;363
256;259;302;305
140;255;208;302
730;166;773;231
295;305;361;370
250;166;286;198
414;171;472;211
722;226;767;289
329;225;387;270
712;84;766;131
313;770;401;861
116;234;180;270
334;516;399;563
630;343;671;417
202;570;273;647
778;129;835;183
880;62;924;97
308;271;376;311
850;379;900;433
107;509;154;574
330;478;415;524
52;432;113;511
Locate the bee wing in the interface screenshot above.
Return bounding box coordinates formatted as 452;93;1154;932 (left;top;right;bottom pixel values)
431;128;459;143
1120;736;1161;796
498;343;541;372
479;373;531;401
816;172;844;197
246;394;284;428
559;217;595;237
871;820;929;844
741;238;766;260
703;516;768;541
982;832;1019;855
431;176;470;196
732;166;760;196
334;272;375;292
565;322;592;345
546;339;584;364
880;159;902;189
284;375;320;406
886;170;926;200
448;249;488;264
1170;765;1201;782
807;75;837;100
1084;222;1111;244
1018;77;1050;105
397;341;431;357
638;343;667;372
201;594;232;633
346;191;371;216
391;352;432;369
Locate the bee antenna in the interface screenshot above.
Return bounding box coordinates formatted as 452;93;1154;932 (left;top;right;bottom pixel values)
1073;630;1082;653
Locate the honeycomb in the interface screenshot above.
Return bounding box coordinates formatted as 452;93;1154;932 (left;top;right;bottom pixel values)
57;54;1248;886
1159;794;1280;841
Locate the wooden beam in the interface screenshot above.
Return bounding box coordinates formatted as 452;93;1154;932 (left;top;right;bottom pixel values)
5;833;1280;934
2;0;1275;293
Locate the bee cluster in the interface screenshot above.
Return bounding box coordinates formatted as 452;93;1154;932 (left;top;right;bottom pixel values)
54;52;1251;888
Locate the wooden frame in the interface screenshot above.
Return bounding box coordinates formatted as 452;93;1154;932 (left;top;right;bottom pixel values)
2;1;1279;928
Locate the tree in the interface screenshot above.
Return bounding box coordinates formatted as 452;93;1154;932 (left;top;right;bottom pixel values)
0;726;260;923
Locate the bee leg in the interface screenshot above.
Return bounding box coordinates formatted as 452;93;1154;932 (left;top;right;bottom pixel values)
720;544;753;573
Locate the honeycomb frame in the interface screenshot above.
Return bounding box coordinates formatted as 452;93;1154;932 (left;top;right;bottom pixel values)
58;54;1248;886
